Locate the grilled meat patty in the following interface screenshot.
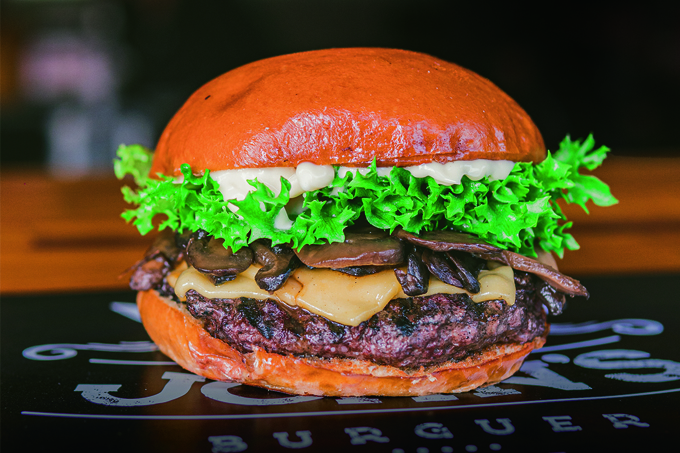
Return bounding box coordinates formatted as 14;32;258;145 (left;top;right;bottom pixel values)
183;270;546;369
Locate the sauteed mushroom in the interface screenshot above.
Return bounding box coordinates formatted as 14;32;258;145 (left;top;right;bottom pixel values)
186;233;253;277
421;249;464;289
445;251;484;294
129;229;181;290
250;241;300;291
536;280;567;315
394;228;588;297
394;246;430;296
332;265;394;276
295;227;405;268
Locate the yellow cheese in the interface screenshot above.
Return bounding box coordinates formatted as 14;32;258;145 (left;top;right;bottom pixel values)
171;262;516;326
174;266;302;306
399;276;467;299
472;265;516;306
291;267;403;326
166;261;188;288
393;263;515;305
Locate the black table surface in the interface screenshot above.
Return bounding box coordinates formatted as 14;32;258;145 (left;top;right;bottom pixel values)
3;274;679;453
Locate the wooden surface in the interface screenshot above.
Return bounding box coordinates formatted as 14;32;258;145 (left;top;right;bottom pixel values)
1;156;679;295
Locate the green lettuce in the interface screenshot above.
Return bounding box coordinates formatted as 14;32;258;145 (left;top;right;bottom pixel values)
114;134;617;258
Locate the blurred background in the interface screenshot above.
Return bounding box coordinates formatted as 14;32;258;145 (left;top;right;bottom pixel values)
2;0;680;294
2;0;679;175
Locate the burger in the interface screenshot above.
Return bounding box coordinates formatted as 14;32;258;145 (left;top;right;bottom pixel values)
114;48;616;397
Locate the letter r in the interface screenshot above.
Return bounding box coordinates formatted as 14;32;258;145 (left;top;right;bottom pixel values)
603;414;650;429
344;427;390;445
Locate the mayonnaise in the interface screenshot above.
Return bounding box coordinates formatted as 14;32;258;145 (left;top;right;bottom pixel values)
209;160;515;204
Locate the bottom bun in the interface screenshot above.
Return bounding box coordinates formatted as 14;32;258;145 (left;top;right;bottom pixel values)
137;289;546;397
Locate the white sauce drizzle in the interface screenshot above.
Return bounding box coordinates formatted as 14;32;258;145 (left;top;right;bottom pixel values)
209;159;515;205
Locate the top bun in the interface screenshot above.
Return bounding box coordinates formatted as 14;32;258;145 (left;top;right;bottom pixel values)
151;48;545;176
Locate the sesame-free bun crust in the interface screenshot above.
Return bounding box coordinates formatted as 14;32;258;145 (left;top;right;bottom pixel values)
152;48;545;177
138;289;546;397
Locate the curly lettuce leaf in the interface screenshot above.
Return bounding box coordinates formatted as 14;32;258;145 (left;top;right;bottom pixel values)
551;135;618;213
114;134;617;257
113;144;153;187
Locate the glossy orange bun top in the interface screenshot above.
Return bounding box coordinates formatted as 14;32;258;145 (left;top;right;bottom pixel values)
151;48;545;176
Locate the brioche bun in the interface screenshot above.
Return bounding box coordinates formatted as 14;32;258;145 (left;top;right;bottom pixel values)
151;48;545;177
138;289;546;397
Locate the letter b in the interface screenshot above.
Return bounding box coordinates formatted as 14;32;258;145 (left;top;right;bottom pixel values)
208;435;248;453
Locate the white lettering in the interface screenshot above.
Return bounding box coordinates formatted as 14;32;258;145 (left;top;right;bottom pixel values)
541;353;570;363
542;416;582;432
109;302;142;322
201;382;321;406
535;335;621;354
344;427;390;445
208;435;248;452
414;422;454;439
602;414;650;429
550;319;663;336
573;349;680;383
474;419;515;436
272;431;313;449
503;360;591;390
472;385;521;398
411;394;459;402
74;371;204;406
335;397;382;405
23;341;157;361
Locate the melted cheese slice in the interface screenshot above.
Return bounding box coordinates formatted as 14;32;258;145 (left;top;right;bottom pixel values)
172;262;515;327
292;267;403;326
174;266;302;307
473;265;516;305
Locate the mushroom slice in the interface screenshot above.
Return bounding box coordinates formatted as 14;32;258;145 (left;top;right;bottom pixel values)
210;274;238;286
130;255;171;291
295;227;405;268
175;230;194;251
141;229;182;263
475;250;589;298
127;230;181;290
250;241;300;291
394;246;430;296
394;228;588;298
394;228;500;254
536;279;567;315
421;249;464;289
445;251;484;294
332;265;393;276
185;234;253;277
153;230;183;262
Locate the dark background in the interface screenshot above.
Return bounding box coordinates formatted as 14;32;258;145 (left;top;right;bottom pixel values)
2;1;679;173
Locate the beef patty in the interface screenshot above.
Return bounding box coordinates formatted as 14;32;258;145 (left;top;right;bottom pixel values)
183;271;547;369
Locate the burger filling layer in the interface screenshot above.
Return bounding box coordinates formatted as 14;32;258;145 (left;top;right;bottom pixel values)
130;227;580;368
171;262;515;326
181;275;546;369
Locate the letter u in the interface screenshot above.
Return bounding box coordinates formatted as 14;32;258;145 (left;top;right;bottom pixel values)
474;418;515;435
272;431;313;449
